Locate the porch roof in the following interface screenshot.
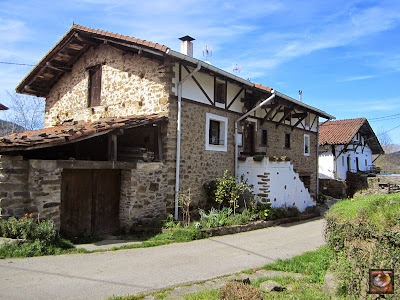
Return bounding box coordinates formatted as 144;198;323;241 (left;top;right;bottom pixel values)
0;114;167;152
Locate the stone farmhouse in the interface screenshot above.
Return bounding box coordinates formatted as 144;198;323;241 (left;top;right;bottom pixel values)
318;118;384;181
0;25;333;237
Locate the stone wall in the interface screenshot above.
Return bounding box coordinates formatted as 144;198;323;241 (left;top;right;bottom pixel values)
354;175;400;197
45;44;174;126
119;162;173;229
319;178;347;199
0;155;30;218
0;156;62;228
176;100;238;209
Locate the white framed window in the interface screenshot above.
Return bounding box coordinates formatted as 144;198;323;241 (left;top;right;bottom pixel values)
206;113;228;152
304;134;310;156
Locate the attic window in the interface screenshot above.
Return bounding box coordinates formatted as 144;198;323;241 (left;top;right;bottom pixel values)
215;79;226;104
304;134;310;156
88;64;102;107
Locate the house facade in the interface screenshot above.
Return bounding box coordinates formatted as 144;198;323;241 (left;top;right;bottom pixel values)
0;25;333;237
318;118;384;180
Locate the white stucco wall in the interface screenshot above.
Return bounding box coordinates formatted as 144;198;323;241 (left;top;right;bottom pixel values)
319;135;375;180
238;158;315;212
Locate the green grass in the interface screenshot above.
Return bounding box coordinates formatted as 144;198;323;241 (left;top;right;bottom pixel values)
262;245;334;283
183;289;220;300
326;194;400;234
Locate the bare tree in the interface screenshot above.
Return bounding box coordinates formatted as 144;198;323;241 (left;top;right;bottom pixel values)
0;91;45;136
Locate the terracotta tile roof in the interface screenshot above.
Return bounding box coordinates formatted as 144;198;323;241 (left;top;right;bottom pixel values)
72;24;169;52
0;114;166;152
254;83;272;93
319;118;367;145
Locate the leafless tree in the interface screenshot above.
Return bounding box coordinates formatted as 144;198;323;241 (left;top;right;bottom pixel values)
0;91;45;136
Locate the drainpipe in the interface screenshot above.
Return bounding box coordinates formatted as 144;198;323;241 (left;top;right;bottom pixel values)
175;62;201;220
235;91;276;176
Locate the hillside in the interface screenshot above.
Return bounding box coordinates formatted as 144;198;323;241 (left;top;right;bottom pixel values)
374;151;400;174
0;120;25;137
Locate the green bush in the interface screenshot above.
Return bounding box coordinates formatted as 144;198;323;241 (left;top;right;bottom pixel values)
268;205;300;220
325;194;400;297
0;214;58;245
203;170;253;211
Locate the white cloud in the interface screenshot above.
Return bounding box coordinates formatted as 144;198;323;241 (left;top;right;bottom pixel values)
339;75;377;82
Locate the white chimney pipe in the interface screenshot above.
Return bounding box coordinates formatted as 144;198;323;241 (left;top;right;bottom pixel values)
179;36;195;57
299;90;302;102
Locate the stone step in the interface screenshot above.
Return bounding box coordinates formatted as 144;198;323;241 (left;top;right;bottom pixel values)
263;172;270;175
258;182;270;186
257;175;267;178
260;178;270;182
259;188;270;192
257;193;269;197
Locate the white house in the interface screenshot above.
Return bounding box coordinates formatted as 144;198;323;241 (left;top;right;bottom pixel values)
318;118;384;180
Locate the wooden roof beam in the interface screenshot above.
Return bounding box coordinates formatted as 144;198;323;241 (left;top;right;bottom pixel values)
276;107;294;128
45;62;72;72
261;102;279;125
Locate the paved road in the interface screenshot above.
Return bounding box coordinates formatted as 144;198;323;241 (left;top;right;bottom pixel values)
0;218;325;300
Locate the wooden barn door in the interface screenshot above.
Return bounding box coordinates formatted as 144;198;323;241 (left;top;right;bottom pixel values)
61;169;120;238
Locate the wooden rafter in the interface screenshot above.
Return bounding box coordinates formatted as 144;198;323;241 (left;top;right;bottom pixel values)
311;115;318;128
291;112;307;130
276;107;294;128
227;87;244;109
261;102;279;125
182;64;213;105
45;62;72;72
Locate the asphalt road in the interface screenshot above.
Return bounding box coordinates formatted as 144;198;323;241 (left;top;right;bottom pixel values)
0;218;325;300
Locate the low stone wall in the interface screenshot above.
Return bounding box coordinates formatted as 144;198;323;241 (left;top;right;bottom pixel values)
319;179;347;199
0;156;63;228
354;175;400;197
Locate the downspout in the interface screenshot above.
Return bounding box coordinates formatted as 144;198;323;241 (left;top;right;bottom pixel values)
175;62;201;220
235;91;276;176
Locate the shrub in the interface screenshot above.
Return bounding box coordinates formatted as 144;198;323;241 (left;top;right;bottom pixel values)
0;214;58;245
268;205;300;220
325;194;400;297
204;170;254;212
220;281;263;300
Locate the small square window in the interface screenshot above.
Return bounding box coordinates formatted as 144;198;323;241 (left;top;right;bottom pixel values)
285;133;291;148
206;113;228;152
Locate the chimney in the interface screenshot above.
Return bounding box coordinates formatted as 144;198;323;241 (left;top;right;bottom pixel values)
299;90;302;102
179;35;195;57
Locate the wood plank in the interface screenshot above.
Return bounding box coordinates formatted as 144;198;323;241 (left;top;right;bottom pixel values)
227;87;244;109
57;160;137;170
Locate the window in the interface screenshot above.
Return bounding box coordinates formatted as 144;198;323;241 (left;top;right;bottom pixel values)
304;134;310;156
215;80;226;104
206;113;228;151
209;120;220;145
261;129;268;146
285;133;291;148
88;64;102;107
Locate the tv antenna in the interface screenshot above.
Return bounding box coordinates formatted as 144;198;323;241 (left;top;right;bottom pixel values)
233;64;241;73
203;46;212;61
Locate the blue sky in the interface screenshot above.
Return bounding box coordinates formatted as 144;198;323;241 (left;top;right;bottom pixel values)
1;0;400;143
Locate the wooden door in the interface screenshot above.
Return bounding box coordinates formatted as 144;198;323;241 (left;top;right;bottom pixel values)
61;169;120;238
243;122;255;154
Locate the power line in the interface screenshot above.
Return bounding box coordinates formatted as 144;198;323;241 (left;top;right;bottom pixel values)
369;112;400;121
0;61;35;67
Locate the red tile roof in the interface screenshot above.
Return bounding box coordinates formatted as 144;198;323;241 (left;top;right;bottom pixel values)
319;118;367;145
0;114;166;152
72;24;169;52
